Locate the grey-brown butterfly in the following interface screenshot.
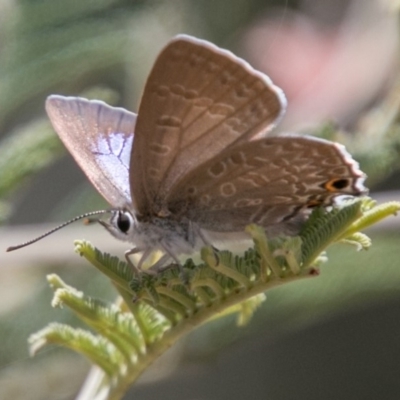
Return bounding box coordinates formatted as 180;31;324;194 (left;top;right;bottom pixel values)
7;34;367;272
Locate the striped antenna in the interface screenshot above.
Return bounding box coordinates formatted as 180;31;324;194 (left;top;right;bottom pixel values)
6;210;111;252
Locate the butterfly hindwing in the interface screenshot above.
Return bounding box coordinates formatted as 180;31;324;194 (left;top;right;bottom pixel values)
166;134;367;233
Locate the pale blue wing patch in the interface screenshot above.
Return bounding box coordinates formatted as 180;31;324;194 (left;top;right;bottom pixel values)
46;95;136;208
91;132;133;205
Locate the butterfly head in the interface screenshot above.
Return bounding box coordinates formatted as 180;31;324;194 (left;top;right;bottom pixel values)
95;209;138;243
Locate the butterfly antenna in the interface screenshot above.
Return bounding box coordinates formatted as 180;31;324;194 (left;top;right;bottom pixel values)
6;210;111;252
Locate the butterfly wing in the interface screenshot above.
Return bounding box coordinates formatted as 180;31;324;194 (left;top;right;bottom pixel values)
131;34;286;215
166;134;367;234
45;96;136;208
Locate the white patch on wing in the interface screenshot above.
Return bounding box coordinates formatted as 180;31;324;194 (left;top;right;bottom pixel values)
93;132;133;205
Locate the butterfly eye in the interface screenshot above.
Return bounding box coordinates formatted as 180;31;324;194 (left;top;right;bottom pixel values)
116;211;134;234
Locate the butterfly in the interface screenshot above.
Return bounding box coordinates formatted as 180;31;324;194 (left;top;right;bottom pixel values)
8;34;367;272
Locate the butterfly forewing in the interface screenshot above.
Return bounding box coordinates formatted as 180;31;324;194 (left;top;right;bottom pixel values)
131;34;286;215
166;135;367;233
46;96;137;207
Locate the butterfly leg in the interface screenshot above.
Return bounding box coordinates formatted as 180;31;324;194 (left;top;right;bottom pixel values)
124;247;141;275
191;223;220;264
149;253;172;272
153;243;190;285
124;247;148;276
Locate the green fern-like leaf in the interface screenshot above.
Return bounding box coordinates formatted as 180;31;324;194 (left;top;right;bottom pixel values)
300;200;363;266
29;323;123;377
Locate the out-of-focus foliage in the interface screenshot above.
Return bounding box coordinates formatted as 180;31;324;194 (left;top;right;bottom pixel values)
0;1;399;400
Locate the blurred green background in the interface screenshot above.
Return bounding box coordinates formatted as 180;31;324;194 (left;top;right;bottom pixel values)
0;0;399;399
